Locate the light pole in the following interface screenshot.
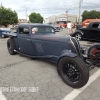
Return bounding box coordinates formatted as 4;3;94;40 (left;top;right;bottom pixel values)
78;0;83;24
26;8;27;21
66;10;69;22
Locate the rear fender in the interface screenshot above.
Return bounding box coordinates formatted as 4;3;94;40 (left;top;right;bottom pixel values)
9;37;19;51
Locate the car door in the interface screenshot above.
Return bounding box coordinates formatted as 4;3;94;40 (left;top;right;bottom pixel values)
17;26;34;55
89;23;100;40
31;26;70;57
81;28;91;39
31;26;57;56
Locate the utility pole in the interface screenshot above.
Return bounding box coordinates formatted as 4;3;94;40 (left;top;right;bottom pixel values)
66;10;69;22
0;2;2;7
26;8;27;21
78;0;83;24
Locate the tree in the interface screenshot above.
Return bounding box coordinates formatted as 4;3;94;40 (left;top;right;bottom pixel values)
82;10;100;21
0;6;18;27
29;12;43;23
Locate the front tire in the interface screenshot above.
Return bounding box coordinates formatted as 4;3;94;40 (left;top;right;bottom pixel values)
58;57;89;88
75;33;82;41
7;39;17;55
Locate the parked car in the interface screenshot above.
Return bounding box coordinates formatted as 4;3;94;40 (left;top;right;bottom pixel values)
0;30;11;38
70;22;100;41
54;25;60;32
4;23;100;88
56;21;67;28
82;19;100;27
56;21;75;28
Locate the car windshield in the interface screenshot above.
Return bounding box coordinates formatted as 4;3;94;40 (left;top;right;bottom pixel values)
31;26;55;34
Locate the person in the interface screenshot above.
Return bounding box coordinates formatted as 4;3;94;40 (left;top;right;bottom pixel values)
67;21;73;34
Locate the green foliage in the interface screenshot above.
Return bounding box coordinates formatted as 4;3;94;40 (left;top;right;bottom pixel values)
0;6;18;27
82;10;100;21
29;12;43;23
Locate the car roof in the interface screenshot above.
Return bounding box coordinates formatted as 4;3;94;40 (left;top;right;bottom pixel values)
0;30;11;32
90;22;100;24
87;22;100;28
18;23;54;27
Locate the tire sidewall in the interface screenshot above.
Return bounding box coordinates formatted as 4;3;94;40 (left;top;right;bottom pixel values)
58;57;89;88
7;39;16;55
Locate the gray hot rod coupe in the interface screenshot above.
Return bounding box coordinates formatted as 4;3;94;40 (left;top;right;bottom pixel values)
5;24;100;88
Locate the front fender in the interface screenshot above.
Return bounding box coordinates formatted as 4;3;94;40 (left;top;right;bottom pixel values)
75;30;84;35
60;50;77;58
71;30;84;36
57;50;77;67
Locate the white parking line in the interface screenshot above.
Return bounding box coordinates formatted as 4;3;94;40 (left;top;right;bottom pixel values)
62;68;100;100
0;91;7;100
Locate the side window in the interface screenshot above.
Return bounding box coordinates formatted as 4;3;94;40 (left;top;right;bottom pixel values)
92;24;99;28
46;27;54;32
31;26;55;34
98;24;100;28
19;27;29;34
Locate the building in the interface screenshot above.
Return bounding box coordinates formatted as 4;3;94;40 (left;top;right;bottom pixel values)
18;19;28;24
44;13;78;24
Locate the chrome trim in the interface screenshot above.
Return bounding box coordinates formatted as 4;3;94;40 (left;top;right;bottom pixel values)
74;38;81;54
70;37;78;55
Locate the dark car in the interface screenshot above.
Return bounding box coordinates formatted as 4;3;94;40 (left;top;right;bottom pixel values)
5;23;100;88
46;23;60;32
0;30;11;38
54;25;60;32
70;22;100;41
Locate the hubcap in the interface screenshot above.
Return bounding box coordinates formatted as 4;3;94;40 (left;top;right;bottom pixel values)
63;63;80;83
75;34;81;40
2;34;4;38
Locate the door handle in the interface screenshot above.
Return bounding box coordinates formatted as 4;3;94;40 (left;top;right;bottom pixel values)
27;39;30;41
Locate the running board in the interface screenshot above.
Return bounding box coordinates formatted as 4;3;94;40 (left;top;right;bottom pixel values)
14;50;53;59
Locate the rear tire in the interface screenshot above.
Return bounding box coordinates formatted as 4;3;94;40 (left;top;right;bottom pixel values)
7;39;17;55
58;57;89;88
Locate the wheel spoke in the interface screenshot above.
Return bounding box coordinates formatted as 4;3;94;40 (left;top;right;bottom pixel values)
75;34;81;40
63;63;80;82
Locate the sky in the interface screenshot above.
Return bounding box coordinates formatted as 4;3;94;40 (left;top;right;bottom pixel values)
1;0;100;19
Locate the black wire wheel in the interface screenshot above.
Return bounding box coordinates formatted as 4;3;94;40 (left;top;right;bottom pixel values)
58;57;89;88
75;33;82;41
63;62;80;83
7;39;17;55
